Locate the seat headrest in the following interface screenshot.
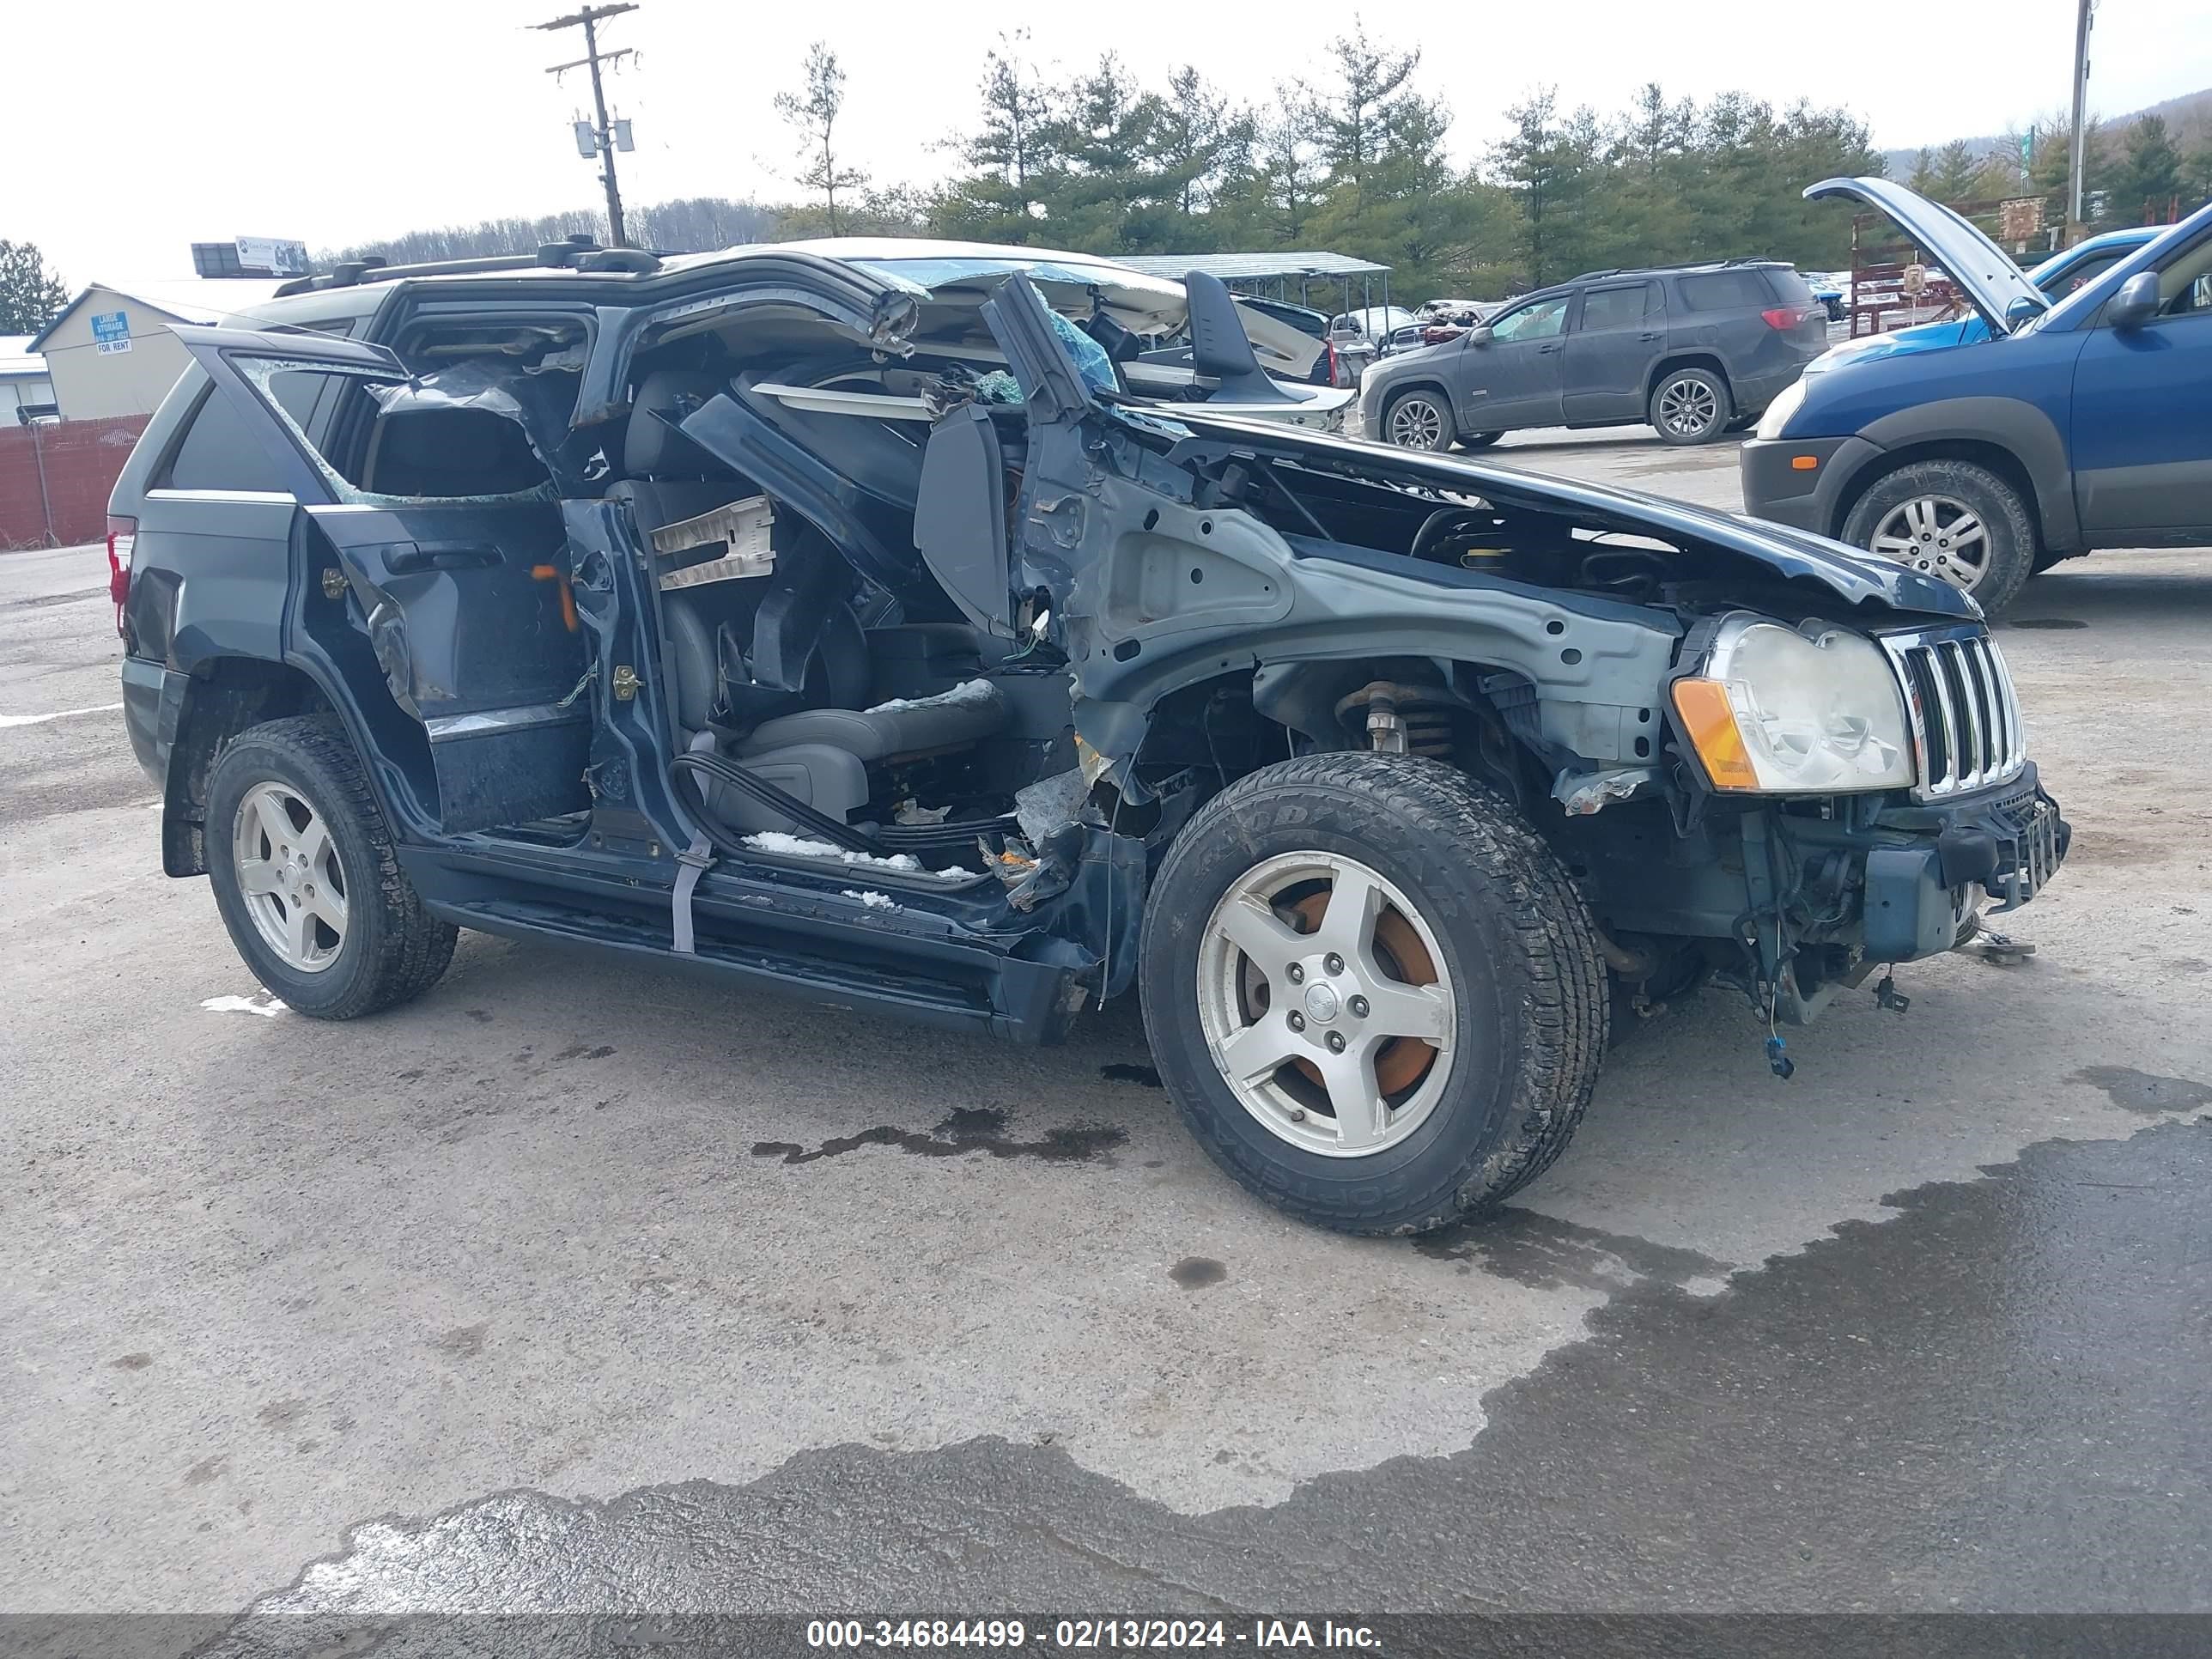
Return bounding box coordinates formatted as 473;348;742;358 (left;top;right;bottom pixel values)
626;370;724;478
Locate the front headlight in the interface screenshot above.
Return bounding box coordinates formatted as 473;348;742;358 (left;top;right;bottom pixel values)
1753;377;1807;439
1672;616;1914;793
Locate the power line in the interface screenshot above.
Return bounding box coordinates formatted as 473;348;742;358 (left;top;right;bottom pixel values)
536;3;640;247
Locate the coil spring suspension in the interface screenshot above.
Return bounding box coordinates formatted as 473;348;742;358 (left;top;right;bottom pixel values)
1336;680;1460;759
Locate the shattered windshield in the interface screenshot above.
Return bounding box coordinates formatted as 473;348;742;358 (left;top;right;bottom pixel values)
1045;310;1119;396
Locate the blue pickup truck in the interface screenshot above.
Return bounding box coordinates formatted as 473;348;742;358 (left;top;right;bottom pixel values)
1742;179;2212;612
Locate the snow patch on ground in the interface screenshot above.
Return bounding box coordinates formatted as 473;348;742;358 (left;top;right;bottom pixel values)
202;993;287;1018
864;678;997;715
841;890;898;910
0;703;125;729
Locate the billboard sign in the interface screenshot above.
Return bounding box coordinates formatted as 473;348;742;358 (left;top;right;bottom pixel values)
234;237;311;276
91;311;131;356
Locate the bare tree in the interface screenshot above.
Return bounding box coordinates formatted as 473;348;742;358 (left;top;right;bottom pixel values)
776;43;870;234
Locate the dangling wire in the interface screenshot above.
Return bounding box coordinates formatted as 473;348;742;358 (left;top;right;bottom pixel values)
1765;908;1794;1079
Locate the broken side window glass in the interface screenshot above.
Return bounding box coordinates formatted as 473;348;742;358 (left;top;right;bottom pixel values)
240;356;566;507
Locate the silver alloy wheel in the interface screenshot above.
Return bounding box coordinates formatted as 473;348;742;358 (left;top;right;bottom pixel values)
1386;393;1449;450
1194;851;1458;1158
232;781;349;974
1868;494;1990;592
1656;374;1720;438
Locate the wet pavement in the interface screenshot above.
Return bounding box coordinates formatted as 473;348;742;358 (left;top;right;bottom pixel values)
159;1117;2212;1629
4;434;2210;1632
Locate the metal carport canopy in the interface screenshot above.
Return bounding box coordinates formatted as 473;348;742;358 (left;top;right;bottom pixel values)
1116;252;1389;282
1115;252;1393;318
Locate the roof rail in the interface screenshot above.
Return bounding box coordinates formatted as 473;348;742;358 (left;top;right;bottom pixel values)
270;236;661;298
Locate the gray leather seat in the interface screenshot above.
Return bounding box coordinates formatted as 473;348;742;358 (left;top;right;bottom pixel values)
736;681;1005;763
605;369;752;538
612;371;1009;835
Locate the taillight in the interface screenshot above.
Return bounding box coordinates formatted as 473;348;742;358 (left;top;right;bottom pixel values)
1761;307;1808;330
106;514;136;638
1324;341;1340;387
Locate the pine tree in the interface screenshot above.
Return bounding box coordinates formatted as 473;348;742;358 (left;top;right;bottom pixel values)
1305;25;1423;208
1254;92;1323;246
1035;54;1175;252
774;44;868;235
1492;89;1604;289
0;241;68;335
1928;139;1982;202
1153;67;1234;219
2109;114;2185;222
943;30;1057;240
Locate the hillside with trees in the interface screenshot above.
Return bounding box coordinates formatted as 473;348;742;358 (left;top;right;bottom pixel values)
327;35;2208;301
1883;85;2212;226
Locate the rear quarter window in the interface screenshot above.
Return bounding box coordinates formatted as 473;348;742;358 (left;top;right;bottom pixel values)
157;384;285;493
1675;270;1780;312
1760;268;1815;305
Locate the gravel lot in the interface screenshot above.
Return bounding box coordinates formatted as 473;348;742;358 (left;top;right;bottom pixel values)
3;427;2208;1629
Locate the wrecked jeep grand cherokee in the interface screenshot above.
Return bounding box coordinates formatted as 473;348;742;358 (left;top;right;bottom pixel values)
111;239;2068;1235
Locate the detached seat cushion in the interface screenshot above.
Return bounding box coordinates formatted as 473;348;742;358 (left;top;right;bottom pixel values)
734;680;1006;763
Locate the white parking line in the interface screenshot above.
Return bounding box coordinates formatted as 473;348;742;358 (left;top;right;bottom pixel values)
0;703;124;729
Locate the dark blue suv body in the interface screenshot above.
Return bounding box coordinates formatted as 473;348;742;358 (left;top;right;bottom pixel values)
1742;178;2212;613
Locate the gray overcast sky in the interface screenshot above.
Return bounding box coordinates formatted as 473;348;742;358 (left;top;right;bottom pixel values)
18;0;2211;285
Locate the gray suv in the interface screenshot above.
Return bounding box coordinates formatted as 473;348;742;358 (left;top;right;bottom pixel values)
1363;262;1830;450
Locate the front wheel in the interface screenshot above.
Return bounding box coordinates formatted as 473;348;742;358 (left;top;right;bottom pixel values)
1650;368;1732;445
1839;458;2037;614
1456;430;1504;451
204;715;457;1019
1382;388;1455;451
1139;755;1608;1235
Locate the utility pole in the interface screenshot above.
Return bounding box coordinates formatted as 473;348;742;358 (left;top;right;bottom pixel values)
537;3;639;247
2065;0;2094;246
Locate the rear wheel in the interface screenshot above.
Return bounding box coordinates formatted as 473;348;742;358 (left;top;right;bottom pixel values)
1382;388;1455;452
1650;367;1732;445
1139;755;1608;1236
1840;459;2037;614
205;716;457;1019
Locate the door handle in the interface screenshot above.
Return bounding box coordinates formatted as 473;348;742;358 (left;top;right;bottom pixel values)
384;542;503;573
1638;331;1663;341
1538;343;1563;354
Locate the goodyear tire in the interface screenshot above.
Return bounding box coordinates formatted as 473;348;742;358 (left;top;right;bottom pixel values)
1139;754;1608;1235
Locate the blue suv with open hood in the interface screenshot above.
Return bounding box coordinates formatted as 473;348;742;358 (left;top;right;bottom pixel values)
1742;179;2212;613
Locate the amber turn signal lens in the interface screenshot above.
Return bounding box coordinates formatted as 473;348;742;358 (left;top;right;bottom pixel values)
1671;678;1759;791
1790;454;1820;471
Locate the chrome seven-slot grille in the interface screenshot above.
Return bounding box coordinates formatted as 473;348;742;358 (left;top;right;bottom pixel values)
1878;626;2027;799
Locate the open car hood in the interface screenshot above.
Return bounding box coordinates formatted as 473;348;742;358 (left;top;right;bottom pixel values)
1165;410;1981;620
1803;177;2045;336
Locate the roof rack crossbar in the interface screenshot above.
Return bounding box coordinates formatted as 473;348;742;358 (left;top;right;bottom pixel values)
273;250;576;298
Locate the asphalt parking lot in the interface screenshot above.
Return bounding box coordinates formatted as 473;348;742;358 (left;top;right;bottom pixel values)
4;428;2209;1634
